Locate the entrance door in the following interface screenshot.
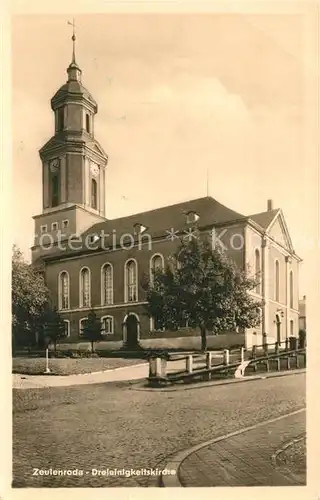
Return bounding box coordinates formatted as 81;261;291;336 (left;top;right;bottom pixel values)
125;314;139;348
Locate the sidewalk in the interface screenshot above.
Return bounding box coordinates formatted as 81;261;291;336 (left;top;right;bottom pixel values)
12;358;187;389
165;409;306;487
12;362;149;389
13;356;305;390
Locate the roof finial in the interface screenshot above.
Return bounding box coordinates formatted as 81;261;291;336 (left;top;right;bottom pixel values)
68;18;76;64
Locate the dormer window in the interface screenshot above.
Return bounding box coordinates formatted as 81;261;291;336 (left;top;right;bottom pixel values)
134;223;148;234
51;222;58;231
88;234;100;245
186;212;199;224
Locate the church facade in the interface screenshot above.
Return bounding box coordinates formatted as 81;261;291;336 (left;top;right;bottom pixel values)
31;43;301;350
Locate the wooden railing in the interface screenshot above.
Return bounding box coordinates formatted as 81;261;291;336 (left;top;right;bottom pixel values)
148;339;306;386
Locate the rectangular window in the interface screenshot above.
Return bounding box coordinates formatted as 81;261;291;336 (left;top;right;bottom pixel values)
62;220;69;229
40;225;47;233
51;222;58;231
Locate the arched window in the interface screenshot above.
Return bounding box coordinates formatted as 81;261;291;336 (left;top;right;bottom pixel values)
79;267;91;307
255;249;261;294
91;179;97;210
275;260;280;302
150;254;164;283
101;316;114;335
289;271;294;309
85;113;90;133
176;250;183;270
101;263;113;305
51;175;59;207
125;259;138;302
58;271;69;310
79;318;88;337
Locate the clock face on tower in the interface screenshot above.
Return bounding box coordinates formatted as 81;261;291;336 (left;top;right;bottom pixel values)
50;158;60;173
90;162;99;177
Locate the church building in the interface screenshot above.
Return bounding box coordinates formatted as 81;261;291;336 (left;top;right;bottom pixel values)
31;36;301;350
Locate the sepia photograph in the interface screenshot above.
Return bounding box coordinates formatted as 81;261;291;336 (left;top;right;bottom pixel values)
9;6;314;490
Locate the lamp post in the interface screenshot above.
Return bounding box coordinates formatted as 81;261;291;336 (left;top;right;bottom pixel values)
44;344;51;374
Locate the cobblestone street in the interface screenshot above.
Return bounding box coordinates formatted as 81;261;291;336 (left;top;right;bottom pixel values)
178;410;305;486
12;372;306;487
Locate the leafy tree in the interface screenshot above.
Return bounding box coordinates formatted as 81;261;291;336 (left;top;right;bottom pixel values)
43;306;66;351
144;237;262;351
82;309;103;353
12;246;50;349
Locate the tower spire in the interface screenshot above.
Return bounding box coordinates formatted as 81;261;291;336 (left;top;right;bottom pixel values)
67;18;81;82
68;18;76;64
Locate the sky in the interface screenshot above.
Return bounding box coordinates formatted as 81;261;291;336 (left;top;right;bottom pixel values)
11;13;316;294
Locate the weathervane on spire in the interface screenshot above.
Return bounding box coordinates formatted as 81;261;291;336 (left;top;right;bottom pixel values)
68;18;77;64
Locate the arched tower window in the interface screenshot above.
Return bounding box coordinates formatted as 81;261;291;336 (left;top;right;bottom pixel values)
51;175;59;207
79;267;91;307
290;271;294;309
58;271;70;310
101;263;113;305
255;249;261;294
85;113;90;133
125;259;138;302
275;260;280;302
91;179;97;210
57;107;64;131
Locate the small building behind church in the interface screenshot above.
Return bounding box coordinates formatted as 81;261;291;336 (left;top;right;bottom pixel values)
31;42;302;351
299;295;306;332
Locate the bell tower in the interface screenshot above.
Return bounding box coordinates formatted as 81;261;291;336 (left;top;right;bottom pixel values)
32;22;108;262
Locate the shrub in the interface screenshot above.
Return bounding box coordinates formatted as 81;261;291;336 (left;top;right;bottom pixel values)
71;352;81;358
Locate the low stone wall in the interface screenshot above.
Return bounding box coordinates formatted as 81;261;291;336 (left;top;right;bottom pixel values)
140;333;245;350
51;332;245;353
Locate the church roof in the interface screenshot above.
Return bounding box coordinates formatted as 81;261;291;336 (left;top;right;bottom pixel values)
247;209;279;230
83;196;245;241
41;196;298;262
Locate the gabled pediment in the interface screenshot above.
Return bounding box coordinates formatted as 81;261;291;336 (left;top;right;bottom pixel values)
39;136;65;155
87;140;108;159
266;210;293;252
